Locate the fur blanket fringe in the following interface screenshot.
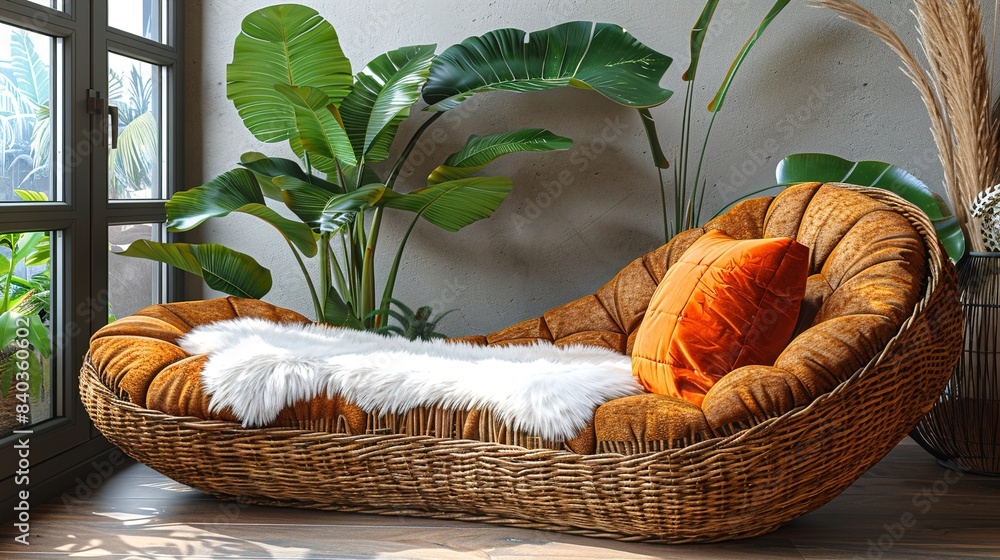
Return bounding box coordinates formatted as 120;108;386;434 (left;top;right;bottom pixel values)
179;319;642;441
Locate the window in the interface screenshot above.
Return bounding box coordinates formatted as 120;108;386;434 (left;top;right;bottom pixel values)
1;0;182;501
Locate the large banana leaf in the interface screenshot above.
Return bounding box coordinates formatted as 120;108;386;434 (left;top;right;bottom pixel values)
428;129;573;184
4;231;45;268
323;287;364;329
342;163;383;190
10;30;51;171
318;184;389;233
0;285;33;315
165;168;317;257
116;240;272;299
0;311;21;353
708;0;791;112
276;85;356;172
340;44;437;162
776;153;966;261
108;68;125;109
238;152;342;200
274;177;386;232
272;177;337;229
226;4;352;144
30;103;50;169
422;21;673;111
23;314;49;358
638;108;669;169
10;30;48;108
381;177;513;232
110;112;157;194
13;189;48;202
683;0;721;81
23;235;49;267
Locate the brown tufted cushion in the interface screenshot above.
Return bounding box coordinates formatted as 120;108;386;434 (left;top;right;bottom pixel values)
594;394;715;453
91;296;309;412
484;183;928;448
93;297;585;450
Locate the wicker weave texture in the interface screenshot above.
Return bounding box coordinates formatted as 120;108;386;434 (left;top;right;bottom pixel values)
80;186;963;542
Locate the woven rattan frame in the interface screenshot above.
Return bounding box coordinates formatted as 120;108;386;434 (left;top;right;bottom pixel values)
80;185;963;543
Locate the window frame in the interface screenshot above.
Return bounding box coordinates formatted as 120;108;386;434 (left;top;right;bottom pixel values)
94;0;184;323
0;0;183;506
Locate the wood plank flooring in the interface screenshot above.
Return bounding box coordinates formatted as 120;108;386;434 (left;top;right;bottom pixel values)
1;439;998;559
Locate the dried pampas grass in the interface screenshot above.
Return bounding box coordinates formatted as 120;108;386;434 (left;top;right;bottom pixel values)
814;0;1000;252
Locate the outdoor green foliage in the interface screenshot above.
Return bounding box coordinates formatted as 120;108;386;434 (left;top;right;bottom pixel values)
775;153;966;262
642;0;792;240
118;4;673;333
1;191;51;398
108;65;159;198
1;28;49;198
1;29;157;200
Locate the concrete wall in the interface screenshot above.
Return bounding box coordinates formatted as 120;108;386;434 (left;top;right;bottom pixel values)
183;0;943;335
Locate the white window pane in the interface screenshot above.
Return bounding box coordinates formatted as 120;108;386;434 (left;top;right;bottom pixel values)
25;0;64;11
108;223;164;320
108;0;162;43
108;53;163;200
1;23;54;202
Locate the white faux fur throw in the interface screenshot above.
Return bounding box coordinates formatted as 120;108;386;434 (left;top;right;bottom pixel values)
179;318;642;441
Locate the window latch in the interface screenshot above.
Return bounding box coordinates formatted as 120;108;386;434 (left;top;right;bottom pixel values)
86;89;116;148
108;105;119;149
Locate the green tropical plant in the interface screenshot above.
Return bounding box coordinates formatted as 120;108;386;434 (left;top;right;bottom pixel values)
108;111;159;197
118;5;673;332
108;67;159;198
1;191;52;399
368;299;454;341
641;0;792;240
775;153;965;262
1;28;50;197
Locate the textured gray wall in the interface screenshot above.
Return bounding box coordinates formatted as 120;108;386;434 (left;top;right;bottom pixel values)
184;0;943;335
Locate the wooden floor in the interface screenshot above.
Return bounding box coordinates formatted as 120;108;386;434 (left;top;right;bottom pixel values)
1;439;998;559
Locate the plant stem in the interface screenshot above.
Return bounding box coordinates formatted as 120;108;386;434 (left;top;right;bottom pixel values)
679;80;696;231
304;152;314;182
362;206;384;327
318;232;331;319
286;239;322;320
656;167;669;241
339;231;353;297
328;237;349;306
386;112;444;190
692;110;720;226
336;160;350;192
379;213;421;314
1;272;12;313
343;228;362;311
354;215;367;259
330;236;354;306
350;228;363;306
1;237;16;313
366;112;445;321
672;157;681;239
354;162;367;189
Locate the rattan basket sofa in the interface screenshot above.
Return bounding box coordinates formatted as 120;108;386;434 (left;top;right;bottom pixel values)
81;183;963;542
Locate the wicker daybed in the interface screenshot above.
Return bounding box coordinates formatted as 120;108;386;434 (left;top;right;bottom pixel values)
81;183;963;542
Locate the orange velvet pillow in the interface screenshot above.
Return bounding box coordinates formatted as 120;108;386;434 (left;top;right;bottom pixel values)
631;230;809;406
